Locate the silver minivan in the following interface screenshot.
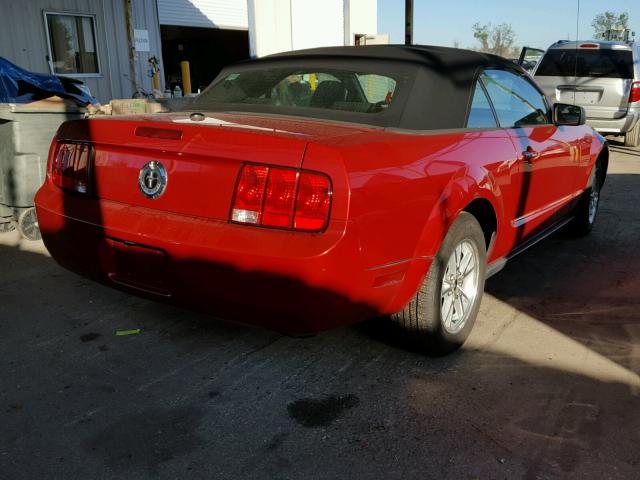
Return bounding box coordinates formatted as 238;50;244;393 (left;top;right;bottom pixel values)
523;41;640;147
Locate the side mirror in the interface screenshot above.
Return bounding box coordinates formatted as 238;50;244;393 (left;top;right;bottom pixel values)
554;103;586;126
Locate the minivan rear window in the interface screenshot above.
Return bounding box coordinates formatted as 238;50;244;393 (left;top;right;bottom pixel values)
535;49;634;78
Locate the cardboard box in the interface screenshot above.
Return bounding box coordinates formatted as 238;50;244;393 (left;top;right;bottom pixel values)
108;98;167;116
110;99;148;115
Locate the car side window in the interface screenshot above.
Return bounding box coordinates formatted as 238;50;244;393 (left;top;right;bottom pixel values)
466;82;498;129
481;69;550;128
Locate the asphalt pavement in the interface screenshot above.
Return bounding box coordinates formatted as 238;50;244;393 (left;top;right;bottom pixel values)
1;145;639;479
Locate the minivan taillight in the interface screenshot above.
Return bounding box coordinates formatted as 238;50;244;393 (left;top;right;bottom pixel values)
51;142;92;194
630;82;640;104
231;164;331;232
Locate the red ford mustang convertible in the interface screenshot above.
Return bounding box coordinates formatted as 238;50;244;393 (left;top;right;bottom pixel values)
35;46;608;354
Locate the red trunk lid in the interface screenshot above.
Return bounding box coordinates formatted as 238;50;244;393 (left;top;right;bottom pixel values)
56;113;360;222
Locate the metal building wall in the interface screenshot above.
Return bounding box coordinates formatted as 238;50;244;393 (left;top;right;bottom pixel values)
247;0;293;58
347;0;378;45
248;0;378;57
103;0;133;100
0;0;163;103
290;0;344;50
248;0;345;57
131;0;166;94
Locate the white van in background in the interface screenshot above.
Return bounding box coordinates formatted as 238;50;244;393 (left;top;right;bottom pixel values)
522;41;640;147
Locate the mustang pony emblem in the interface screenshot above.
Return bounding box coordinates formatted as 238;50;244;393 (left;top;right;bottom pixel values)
138;161;167;199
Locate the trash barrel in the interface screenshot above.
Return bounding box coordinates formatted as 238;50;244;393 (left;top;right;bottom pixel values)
0;99;85;240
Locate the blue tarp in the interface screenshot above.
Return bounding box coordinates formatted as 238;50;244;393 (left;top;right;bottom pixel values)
0;57;95;105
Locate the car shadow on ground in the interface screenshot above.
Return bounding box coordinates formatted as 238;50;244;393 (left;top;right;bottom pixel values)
2;176;640;479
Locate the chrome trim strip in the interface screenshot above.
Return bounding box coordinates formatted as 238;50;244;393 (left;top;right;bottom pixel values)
511;191;581;228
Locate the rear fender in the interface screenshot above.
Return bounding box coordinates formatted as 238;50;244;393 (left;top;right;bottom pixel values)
414;164;504;260
386;165;504;313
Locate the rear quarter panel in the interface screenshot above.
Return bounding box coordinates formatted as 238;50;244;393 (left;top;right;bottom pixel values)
303;128;518;313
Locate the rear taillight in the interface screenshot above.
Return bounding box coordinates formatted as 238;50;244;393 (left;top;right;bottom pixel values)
294;172;332;231
231;164;331;232
262;168;298;228
51;142;92;194
630;82;640;104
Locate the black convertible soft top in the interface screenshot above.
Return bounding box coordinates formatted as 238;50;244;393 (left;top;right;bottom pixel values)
191;45;525;131
266;44;516;69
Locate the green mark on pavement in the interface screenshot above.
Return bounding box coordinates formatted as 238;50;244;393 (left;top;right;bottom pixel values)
116;329;141;336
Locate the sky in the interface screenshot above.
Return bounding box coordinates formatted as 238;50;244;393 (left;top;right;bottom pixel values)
377;0;640;50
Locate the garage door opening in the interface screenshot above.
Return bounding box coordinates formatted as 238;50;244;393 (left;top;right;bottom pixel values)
160;26;249;93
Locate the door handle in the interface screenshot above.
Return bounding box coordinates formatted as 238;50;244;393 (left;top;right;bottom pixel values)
522;150;539;162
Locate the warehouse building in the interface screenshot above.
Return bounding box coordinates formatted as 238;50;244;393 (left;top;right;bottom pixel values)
0;0;381;103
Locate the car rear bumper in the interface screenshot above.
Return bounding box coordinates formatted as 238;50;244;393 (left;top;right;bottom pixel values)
35;183;424;334
587;111;639;134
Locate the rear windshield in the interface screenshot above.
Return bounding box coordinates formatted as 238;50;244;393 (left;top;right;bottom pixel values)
190;68;398;115
536;49;634;78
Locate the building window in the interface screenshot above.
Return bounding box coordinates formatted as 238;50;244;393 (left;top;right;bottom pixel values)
45;12;99;75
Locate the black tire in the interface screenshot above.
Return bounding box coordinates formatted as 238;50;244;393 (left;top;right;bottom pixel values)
571;161;603;236
17;208;41;241
390;212;487;356
624;121;640;148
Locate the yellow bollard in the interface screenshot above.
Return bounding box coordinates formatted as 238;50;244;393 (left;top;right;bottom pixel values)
309;73;317;92
152;71;160;91
180;61;192;95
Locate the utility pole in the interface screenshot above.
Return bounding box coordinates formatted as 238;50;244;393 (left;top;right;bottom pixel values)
124;0;139;95
405;0;413;45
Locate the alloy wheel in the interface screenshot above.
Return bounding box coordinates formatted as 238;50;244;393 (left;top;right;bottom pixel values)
440;239;480;334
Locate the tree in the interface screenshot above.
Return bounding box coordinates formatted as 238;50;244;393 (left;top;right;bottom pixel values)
472;22;517;58
592;11;629;38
